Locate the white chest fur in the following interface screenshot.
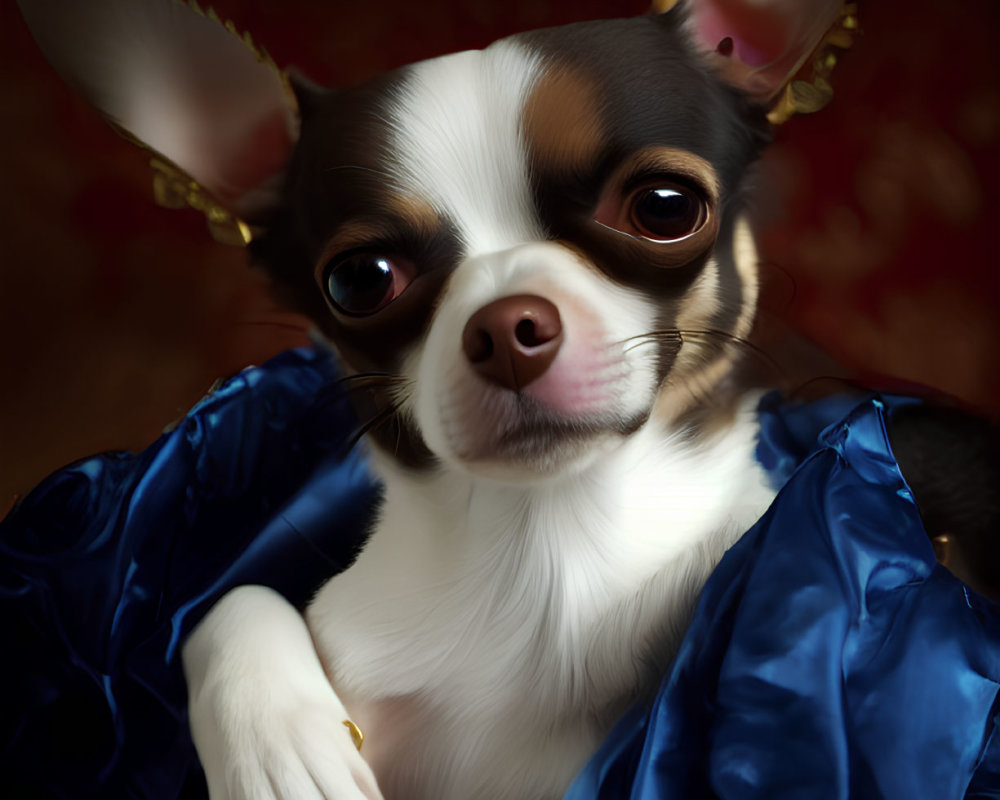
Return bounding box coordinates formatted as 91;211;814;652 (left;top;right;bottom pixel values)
305;402;775;800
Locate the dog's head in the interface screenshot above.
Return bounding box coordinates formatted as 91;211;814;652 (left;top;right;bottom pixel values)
21;0;841;480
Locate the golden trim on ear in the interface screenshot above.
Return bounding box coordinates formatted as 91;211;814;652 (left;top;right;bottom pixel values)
144;1;297;246
649;0;859;125
150;157;257;246
20;0;300;247
766;3;858;124
182;0;298;113
109;119;258;246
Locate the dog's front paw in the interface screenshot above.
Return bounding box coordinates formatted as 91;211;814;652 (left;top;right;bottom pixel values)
183;586;383;800
190;696;382;800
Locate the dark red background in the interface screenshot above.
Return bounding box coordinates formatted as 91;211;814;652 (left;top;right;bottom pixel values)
2;0;998;509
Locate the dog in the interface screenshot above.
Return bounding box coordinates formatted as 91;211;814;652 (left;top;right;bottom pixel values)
18;0;1000;797
177;4;808;796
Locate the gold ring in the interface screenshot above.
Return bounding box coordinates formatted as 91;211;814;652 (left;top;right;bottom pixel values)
342;719;365;752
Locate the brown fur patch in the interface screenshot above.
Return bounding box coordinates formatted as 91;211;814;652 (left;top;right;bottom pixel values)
386;194;441;238
605;146;721;205
651;217;760;431
312;196;441;280
522;64;605;177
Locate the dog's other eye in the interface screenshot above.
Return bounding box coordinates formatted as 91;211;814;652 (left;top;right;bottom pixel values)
324;252;416;316
596;181;708;242
631;185;706;240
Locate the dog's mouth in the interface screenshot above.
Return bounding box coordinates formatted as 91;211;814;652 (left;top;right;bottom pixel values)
515;407;645;450
438;386;651;475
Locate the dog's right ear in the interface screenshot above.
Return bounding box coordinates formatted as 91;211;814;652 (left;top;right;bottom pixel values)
18;0;301;227
657;0;851;116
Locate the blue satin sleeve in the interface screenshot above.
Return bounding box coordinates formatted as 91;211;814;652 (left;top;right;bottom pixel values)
0;347;378;799
4;353;999;799
565;394;1000;800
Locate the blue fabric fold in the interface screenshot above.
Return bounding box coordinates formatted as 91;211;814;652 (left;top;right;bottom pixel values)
1;347;378;799
565;394;1000;800
3;348;998;799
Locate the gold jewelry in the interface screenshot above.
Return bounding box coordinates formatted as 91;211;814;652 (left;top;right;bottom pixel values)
932;534;953;567
342;719;365;752
648;0;859;125
132;1;295;246
767;4;859;125
149;156;256;247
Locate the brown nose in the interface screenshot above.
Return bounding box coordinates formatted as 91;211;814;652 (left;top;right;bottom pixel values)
461;295;563;391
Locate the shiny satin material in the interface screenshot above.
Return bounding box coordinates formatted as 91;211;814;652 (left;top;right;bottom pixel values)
566;393;1000;800
3;349;998;798
1;348;378;798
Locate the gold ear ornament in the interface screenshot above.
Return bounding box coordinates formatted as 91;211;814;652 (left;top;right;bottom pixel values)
149;157;257;247
766;3;859;125
124;1;297;247
648;0;859;125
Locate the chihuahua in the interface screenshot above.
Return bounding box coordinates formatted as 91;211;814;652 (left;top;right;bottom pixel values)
180;4;789;795
21;0;998;797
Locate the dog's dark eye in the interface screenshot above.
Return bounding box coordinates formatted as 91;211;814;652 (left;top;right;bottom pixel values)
630;186;706;241
595;180;708;242
324;253;415;315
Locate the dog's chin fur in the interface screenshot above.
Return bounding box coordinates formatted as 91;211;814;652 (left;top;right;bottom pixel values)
452;424;636;483
429;391;653;481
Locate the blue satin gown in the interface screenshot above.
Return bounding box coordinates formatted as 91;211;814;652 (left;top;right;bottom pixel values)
2;347;997;798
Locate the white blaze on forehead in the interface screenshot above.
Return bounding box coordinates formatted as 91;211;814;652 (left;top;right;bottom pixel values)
386;42;546;256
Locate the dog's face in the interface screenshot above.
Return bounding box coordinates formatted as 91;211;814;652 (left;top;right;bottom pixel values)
23;0;820;480
255;14;769;478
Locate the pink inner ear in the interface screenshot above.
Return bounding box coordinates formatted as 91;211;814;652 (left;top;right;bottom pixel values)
685;0;844;100
692;0;792;67
209;109;296;215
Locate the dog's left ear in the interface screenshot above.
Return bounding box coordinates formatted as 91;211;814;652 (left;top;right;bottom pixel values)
18;0;299;227
658;0;848;106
